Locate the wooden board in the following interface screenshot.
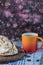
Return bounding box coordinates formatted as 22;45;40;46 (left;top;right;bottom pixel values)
0;46;25;63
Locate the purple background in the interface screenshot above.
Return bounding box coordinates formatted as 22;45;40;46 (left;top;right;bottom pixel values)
0;0;43;41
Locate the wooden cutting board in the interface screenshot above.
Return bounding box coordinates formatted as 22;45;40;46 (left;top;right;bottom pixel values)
0;46;25;63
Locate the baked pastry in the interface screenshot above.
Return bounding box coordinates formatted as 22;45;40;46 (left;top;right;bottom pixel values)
0;35;18;55
1;43;18;55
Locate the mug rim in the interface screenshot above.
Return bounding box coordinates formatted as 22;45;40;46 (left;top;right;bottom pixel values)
22;32;38;36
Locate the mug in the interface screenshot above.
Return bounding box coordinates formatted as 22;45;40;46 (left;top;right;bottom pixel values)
22;33;43;52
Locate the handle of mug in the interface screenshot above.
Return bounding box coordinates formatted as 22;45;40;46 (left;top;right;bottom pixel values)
37;37;43;50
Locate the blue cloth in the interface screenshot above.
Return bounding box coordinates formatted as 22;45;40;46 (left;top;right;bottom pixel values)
0;41;43;65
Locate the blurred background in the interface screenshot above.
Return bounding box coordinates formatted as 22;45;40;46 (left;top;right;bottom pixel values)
0;0;43;41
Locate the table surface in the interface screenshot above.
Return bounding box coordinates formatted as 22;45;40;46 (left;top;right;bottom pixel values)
0;41;43;65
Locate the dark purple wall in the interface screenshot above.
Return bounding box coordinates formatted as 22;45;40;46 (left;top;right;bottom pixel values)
0;0;43;41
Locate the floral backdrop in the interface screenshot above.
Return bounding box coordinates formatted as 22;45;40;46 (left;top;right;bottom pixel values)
0;0;43;41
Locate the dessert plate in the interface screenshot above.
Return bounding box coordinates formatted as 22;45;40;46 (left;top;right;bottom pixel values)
0;46;25;63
